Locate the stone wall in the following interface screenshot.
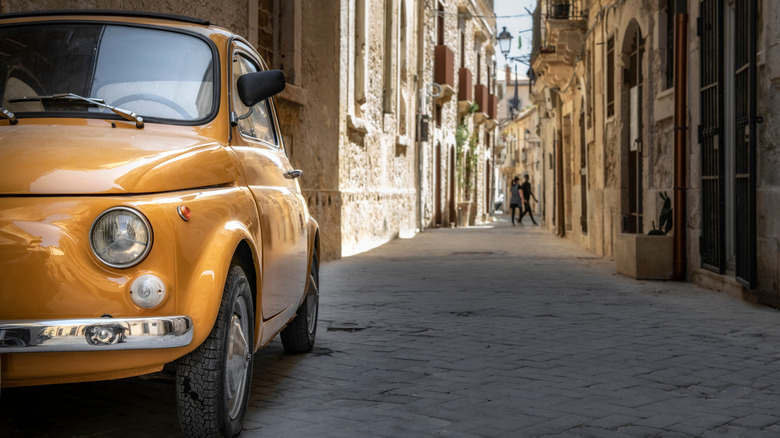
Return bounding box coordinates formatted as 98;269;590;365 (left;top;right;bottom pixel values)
336;0;419;257
531;0;780;307
0;0;249;37
1;0;499;261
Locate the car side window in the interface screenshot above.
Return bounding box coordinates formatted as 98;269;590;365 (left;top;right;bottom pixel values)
231;54;277;145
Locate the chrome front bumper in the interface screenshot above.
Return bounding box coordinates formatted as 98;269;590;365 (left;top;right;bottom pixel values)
0;316;193;353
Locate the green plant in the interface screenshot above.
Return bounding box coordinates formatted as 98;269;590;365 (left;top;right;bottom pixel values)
464;133;478;195
455;102;480;197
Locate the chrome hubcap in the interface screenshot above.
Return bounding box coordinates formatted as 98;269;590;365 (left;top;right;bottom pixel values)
225;296;250;420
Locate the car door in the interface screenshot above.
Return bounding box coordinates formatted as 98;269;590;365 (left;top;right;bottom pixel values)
228;41;308;319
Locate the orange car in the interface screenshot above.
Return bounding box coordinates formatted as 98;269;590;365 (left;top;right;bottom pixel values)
0;10;320;436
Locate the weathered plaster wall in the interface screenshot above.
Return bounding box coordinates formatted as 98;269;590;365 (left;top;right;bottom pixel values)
753;0;780;300
296;0;342;261
338;0;419;257
1;0;500;261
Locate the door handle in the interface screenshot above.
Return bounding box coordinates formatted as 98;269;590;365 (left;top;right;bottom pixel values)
284;169;303;179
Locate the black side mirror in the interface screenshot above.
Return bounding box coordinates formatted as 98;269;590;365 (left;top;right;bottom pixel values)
236;70;286;107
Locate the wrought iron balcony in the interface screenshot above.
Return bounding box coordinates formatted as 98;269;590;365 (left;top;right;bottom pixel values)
544;0;587;20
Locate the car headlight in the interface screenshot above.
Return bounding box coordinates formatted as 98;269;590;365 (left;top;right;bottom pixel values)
90;207;152;268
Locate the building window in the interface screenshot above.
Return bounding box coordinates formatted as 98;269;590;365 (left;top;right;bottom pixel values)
459;30;465;68
606;36;615;117
624;28;644;233
400;0;407;83
476;52;481;85
586;49;593;128
355;0;367;104
273;1;302;85
487;62;492;93
437;2;444;46
665;0;675;89
580;99;588;234
383;0;394;113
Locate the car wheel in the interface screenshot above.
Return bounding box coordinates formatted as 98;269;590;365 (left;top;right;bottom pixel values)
176;264;254;437
280;247;319;354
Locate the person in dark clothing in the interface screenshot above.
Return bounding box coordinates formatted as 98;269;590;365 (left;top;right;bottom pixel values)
509;176;524;226
518;175;538;225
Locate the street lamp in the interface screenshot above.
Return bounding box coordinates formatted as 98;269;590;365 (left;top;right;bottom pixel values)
496;26;531;65
497;27;513;59
497;27;526;117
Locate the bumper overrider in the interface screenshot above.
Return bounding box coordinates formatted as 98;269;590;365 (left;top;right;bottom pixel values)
0;316;193;353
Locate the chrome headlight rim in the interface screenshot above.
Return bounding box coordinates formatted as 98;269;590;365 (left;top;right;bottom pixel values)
89;206;153;269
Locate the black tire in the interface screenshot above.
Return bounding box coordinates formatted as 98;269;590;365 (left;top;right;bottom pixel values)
280;247;319;354
176;265;254;437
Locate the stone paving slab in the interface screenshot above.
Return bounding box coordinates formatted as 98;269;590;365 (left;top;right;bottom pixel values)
3;216;780;437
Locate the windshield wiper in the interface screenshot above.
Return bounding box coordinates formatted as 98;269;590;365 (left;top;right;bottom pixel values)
9;93;144;129
1;107;18;125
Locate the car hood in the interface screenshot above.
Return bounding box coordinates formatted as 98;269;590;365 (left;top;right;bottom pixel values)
0;125;236;195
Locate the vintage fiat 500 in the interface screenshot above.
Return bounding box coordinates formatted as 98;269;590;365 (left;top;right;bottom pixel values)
0;10;320;436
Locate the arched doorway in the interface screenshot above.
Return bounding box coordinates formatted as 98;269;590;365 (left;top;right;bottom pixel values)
622;21;644;234
579;96;588;235
435;142;442;226
449;145;456;225
485;159;491;215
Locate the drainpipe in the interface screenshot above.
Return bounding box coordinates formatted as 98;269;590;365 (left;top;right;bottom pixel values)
672;5;688;280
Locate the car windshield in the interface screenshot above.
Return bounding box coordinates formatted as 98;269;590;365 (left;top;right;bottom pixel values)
0;23;215;123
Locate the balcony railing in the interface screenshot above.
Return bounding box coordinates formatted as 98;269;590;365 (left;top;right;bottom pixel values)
544;0;586;20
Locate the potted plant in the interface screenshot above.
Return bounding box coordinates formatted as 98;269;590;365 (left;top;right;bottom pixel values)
455;103;479;226
616;192;674;279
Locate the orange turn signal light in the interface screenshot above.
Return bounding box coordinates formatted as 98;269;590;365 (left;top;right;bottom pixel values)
177;205;192;221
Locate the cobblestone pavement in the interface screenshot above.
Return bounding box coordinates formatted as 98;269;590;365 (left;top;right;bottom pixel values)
4;216;780;437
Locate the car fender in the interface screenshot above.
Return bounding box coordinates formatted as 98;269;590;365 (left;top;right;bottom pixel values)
168;189;263;354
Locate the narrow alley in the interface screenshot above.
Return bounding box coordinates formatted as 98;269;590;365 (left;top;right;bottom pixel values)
3;217;780;437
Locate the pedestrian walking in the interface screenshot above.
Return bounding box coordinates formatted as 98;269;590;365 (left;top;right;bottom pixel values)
518;175;538;225
509;176;524;226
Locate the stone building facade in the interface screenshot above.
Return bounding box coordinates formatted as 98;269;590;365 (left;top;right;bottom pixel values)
1;0;498;260
530;0;780;305
423;0;498;229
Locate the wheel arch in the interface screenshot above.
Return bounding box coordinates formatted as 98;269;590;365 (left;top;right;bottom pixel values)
307;217;321;292
308;217;321;266
231;240;258;309
231;239;262;348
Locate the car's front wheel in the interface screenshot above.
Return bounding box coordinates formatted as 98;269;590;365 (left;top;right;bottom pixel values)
176;264;254;437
